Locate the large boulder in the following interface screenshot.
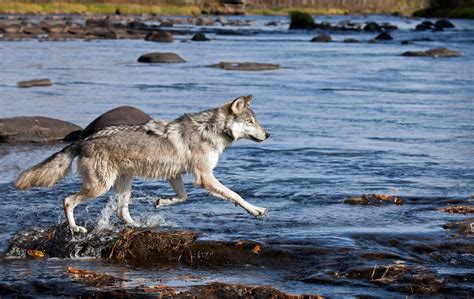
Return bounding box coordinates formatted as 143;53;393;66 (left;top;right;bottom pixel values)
144;31;174;43
402;47;461;58
289;11;315;30
80;106;152;139
310;34;332;43
0;116;82;143
137;52;185;63
206;61;280;71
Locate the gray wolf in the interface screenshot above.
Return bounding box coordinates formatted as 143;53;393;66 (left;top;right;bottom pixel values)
15;96;270;233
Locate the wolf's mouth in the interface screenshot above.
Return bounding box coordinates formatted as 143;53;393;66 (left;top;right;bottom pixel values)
249;136;264;142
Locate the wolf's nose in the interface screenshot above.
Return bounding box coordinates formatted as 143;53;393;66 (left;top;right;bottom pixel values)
265;132;270;139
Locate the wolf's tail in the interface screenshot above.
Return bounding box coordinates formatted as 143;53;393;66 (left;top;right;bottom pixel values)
15;143;80;190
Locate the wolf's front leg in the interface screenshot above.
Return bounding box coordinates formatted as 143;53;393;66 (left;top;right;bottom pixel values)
155;175;188;208
199;172;267;217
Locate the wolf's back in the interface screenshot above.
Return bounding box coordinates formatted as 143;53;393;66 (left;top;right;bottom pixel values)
15;143;79;190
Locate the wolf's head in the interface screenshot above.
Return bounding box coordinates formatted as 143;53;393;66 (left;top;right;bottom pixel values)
224;95;270;142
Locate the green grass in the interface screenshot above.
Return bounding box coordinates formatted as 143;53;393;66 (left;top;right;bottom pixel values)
0;2;201;15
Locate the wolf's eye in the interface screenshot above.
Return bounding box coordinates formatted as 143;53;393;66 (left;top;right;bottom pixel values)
246;119;253;124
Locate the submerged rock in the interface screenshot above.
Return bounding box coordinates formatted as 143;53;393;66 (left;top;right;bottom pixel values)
311;34;332;43
144;31;174;43
343;194;405;206
438;206;474;214
206;62;280;71
402;48;460;58
344;38;360;43
0;116;82;143
137;52;185;63
443;218;474;235
375;32;393;40
17;78;52;88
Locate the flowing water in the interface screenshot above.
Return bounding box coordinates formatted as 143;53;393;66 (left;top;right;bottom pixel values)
0;15;473;297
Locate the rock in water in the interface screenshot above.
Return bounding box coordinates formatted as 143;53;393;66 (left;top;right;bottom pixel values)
191;32;210;41
363;21;382;32
289;11;315;30
17;78;52;88
206;62;280;71
0;116;82;143
137;52;185;63
402;48;460;58
80;106;153;139
311;34;332;42
375;32;392;40
144;31;174;43
435;19;455;30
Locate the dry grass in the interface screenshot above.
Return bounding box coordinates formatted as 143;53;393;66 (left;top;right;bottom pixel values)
0;1;201;15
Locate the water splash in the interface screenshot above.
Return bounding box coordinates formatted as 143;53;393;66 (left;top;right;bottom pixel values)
95;196;118;231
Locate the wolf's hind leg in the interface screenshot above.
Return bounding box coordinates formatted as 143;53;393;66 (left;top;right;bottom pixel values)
155;174;187;208
115;175;137;227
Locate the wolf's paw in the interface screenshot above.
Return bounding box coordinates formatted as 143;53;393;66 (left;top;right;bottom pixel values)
155;197;174;208
250;207;268;217
71;225;88;234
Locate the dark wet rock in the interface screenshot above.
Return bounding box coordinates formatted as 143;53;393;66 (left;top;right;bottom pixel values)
343;194;405;206
80;106;152;139
215;28;255;36
137;52;185;63
344;38;360;43
364;21;382;32
6;225;295;268
144;31;173;43
439;206;474;214
128;20;146;29
346;264;445;294
311;34;332;43
402;48;460;58
375;32;393;41
165;283;323;299
191;32;210;41
443;218;474;235
0;116;82;143
159;20;174;27
265;21;279;26
289;11;315;30
401;40;413;45
435;19;455;29
0;278;321;298
206;62;280;71
17;78;52;88
381;22;398;31
415;21;434;31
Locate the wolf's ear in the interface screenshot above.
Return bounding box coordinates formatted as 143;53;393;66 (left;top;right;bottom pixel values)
230;95;252;115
